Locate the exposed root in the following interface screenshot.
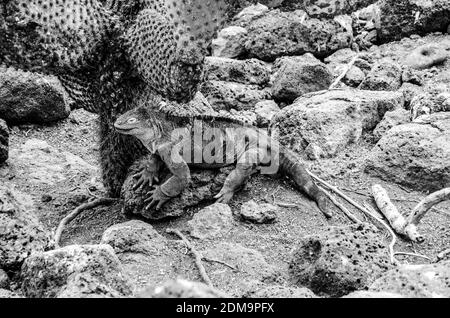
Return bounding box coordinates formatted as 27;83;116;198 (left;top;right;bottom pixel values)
166;228;213;287
54;197;117;248
372;184;424;243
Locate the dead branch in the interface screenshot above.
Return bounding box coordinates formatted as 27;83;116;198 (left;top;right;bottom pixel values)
54;197;117;248
342;188;450;218
409;188;450;225
319;186;362;224
166;228;213;287
329;55;359;89
371;184;424;243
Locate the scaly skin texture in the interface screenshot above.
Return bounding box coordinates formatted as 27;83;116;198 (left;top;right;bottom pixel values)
114;104;334;217
0;0;229;197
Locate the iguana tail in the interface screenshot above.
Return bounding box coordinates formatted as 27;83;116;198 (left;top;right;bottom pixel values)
279;147;333;218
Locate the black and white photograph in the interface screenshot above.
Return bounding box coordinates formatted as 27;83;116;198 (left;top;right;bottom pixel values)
0;0;449;304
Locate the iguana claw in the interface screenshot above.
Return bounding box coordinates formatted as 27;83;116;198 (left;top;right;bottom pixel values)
144;186;170;210
214;190;235;204
133;168;160;191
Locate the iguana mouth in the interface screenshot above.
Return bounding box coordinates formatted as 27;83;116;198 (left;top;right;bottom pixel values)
114;125;133;134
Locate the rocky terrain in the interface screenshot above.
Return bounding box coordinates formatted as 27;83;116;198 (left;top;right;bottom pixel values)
1;1;450;298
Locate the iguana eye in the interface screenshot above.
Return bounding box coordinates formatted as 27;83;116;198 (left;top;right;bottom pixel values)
127;118;138;124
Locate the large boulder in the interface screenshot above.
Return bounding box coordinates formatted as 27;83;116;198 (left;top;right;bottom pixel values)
8;139;96;186
0;119;8;164
202;242;279;296
0;68;70;125
378;0;450;42
271;54;334;103
201;80;271;111
244;10;353;61
372;108;411;141
101;221;194;292
0;186;49;273
365;112;450;192
271;89;405;158
369;261;450;297
289;224;393;297
122;159;232;221
205;57;271;86
21;245;133;298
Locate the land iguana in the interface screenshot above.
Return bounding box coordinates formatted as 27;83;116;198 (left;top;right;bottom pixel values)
114;103;334;218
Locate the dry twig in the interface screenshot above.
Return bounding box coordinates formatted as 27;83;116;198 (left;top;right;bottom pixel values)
166;228;213;287
202;257;237;271
319;186;362;224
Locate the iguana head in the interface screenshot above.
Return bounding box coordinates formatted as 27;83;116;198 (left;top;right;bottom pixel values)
114;107;161;143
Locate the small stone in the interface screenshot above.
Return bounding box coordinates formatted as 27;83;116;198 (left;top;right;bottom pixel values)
359;60;402;91
254;100;280;126
305;143;325;160
239;200;277;224
0;269;9;289
188;203;234;240
212;26;248;59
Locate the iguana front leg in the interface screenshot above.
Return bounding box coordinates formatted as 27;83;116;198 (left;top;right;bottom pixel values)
133;154;164;191
145;143;191;210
